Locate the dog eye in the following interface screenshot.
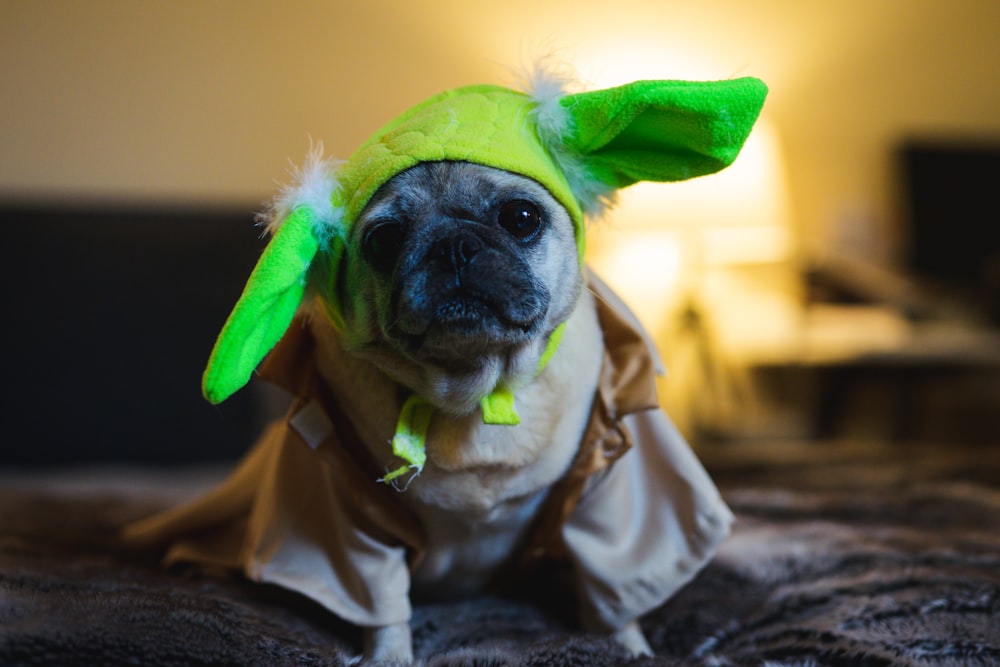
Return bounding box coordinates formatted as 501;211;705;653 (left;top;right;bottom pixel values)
497;199;542;241
362;220;406;272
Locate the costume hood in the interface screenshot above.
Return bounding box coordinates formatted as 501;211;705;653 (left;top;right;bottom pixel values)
202;75;768;405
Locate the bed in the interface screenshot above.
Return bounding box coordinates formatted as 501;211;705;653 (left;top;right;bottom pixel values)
2;439;999;666
2;205;998;665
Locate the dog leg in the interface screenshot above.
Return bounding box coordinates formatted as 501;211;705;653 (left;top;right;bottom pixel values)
611;619;653;656
362;622;413;665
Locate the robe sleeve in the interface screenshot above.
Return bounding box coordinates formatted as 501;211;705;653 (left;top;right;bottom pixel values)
561;407;733;632
242;412;415;628
123;408;416;628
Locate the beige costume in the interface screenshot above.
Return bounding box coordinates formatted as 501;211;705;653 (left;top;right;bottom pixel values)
125;281;732;633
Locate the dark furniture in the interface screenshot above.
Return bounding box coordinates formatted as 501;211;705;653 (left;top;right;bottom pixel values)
0;204;271;466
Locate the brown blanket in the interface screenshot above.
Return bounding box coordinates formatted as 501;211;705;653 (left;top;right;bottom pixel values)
2;441;999;666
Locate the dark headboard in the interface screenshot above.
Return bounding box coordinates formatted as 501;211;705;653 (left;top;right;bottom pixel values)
898;140;1000;323
0;204;276;466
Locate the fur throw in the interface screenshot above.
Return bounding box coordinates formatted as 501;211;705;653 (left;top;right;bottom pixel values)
2;443;999;666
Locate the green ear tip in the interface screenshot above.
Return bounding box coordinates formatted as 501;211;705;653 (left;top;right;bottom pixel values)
556;76;768;189
202;366;237;405
200;208;320;404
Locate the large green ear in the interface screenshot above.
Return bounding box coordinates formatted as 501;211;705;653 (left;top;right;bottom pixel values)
560;77;768;187
202;207;320;404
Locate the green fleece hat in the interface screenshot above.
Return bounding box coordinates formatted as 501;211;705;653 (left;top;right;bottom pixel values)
202;75;768;405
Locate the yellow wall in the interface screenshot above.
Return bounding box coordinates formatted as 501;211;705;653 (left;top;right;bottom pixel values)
2;0;999;268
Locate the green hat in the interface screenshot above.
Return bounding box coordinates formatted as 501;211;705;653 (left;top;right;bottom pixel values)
202;75;768;405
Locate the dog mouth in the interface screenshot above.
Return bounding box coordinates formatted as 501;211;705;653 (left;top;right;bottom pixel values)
388;291;546;364
396;301;539;343
434;298;537;335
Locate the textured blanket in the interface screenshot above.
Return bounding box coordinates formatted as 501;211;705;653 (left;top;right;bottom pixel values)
2;441;999;666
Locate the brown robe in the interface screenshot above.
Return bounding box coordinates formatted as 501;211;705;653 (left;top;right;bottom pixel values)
124;279;733;632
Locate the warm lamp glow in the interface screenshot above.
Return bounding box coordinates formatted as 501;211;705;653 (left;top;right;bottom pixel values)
584;112;800;435
586;115;796;331
602;117;794;263
587;230;685;334
571;32;746;86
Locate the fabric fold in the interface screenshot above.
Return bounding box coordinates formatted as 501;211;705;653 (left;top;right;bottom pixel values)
123;277;732;631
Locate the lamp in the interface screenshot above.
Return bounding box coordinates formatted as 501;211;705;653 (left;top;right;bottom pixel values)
586;116;798;439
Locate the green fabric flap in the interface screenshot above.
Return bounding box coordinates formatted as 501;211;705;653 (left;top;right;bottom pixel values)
561;77;768;188
202;208;319;404
480;384;521;425
381;393;433;485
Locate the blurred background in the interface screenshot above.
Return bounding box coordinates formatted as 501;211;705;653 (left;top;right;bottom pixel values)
2;0;999;465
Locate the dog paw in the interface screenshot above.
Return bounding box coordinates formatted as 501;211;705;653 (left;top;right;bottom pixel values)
611;619;653;657
361;622;414;665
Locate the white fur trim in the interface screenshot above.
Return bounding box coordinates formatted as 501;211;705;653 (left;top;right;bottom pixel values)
259;141;345;244
524;65;618;221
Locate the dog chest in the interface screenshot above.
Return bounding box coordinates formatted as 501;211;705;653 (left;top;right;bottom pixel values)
405;485;549;597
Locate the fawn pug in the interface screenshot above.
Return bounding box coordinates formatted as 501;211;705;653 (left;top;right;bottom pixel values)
125;75;767;664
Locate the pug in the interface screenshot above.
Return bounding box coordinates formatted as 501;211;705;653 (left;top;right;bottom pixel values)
318;159;636;661
125;74;767;664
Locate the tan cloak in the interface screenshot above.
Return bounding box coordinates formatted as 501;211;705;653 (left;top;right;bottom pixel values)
124;279;733;633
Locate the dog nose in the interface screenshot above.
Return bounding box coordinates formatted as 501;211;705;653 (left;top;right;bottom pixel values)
434;233;482;272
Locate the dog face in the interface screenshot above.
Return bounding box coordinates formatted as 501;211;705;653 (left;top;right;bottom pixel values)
327;161;582;413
